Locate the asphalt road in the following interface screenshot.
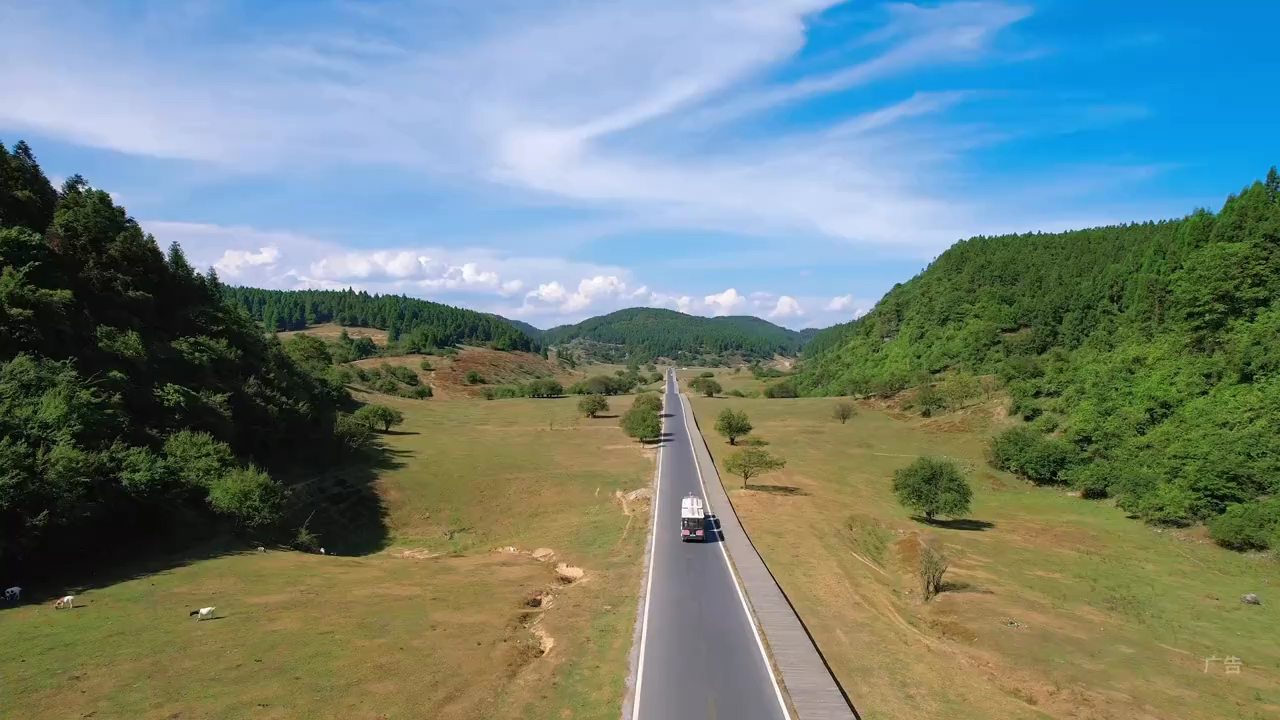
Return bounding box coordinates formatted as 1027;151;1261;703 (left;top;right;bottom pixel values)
631;371;789;720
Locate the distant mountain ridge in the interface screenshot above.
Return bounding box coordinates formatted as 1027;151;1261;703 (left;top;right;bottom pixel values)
538;307;813;362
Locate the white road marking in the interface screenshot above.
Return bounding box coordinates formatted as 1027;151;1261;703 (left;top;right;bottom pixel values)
630;373;670;719
684;393;794;720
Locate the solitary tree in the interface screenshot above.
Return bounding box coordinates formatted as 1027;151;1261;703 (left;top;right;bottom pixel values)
621;407;662;444
724;447;786;489
578;394;609;418
633;392;663;414
715;408;752;445
832;402;855;424
892;457;972;521
698;378;722;397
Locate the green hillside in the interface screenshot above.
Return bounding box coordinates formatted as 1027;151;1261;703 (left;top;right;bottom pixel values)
223;287;539;352
798;168;1280;549
542;307;808;362
490;314;544;339
0;141;370;571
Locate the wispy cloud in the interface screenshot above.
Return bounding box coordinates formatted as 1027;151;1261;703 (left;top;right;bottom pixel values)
0;0;1147;255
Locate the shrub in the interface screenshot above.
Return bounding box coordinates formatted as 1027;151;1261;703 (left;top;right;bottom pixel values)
1208;499;1280;551
353;403;404;432
585;374;629;395
525;378;564;398
715;408;752;445
419;358;434;371
331;365;357;385
633;392;663;413
334;412;373;450
292;524;321;553
384;364;419;385
727;388;746;397
401;385;433;399
919;541;948;601
988;426;1077;484
370;376;401;394
648;371;663;384
833;402;855;424
690;377;721;397
207;466;284;529
621;407;661;443
892;457;972;520
162;430;234;488
699;371;715;378
1134;483;1196;527
912;383;945;417
464;370;485;384
579;394;609;418
763;380;798;398
724;447;786;488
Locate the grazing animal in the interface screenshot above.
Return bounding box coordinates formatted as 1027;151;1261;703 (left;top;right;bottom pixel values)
53;595;74;609
190;606;216;621
320;547;326;555
257;546;266;553
3;586;19;601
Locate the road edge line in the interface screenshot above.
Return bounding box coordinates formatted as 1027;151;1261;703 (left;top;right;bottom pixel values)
682;392;794;720
623;373;668;720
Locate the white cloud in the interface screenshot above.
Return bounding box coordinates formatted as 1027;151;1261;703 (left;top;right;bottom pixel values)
213;246;280;275
703;288;746;316
825;294;854;311
0;0;1149;256
769;295;803;318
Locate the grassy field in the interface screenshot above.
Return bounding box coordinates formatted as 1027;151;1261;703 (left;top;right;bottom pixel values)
1;396;652;720
690;396;1279;720
674;365;769;396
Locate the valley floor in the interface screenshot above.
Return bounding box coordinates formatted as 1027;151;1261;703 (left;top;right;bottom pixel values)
690;395;1279;720
0;396;652;720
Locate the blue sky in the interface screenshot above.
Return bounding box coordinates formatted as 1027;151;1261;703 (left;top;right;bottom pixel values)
2;0;1277;329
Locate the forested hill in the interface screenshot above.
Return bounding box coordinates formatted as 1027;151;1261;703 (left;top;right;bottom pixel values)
223;287;539;352
0;140;366;570
542;307;809;361
491;314;543;339
799;168;1280;548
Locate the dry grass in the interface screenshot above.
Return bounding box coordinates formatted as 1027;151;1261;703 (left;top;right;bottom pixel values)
0;396;652;719
278;322;388;344
691;396;1280;720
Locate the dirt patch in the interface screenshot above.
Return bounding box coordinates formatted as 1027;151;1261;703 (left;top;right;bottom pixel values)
555;563;585;584
395;548;441;560
625;487;653;503
531;625;555;657
893;534;923;569
524;590;554;609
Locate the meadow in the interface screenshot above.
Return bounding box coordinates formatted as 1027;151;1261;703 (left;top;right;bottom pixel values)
690;395;1279;720
0;395;652;720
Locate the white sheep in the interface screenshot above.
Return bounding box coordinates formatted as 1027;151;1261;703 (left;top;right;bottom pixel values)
257;546;266;553
4;586;19;601
190;606;216;621
53;595;74;609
